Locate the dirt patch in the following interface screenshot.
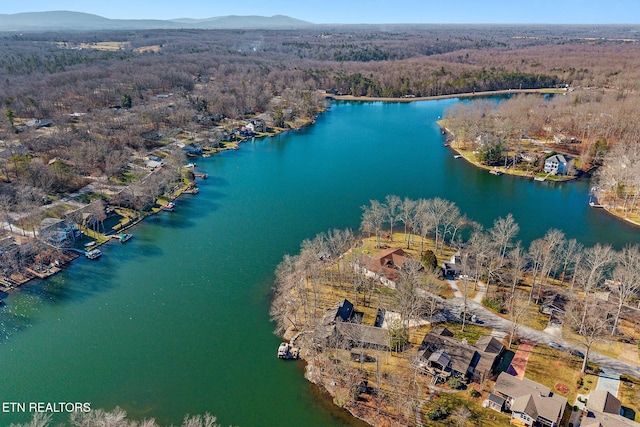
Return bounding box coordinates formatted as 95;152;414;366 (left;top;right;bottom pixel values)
555;383;570;394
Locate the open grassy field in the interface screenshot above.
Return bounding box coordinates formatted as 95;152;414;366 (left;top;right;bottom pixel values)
523;343;585;405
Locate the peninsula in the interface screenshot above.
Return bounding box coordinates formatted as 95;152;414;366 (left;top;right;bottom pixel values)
271;196;640;426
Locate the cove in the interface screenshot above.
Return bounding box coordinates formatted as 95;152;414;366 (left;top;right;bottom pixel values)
1;99;639;427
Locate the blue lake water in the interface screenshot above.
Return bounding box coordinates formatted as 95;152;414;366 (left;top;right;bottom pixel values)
0;99;638;426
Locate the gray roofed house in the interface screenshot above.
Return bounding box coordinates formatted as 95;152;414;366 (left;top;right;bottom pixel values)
581;390;640;427
544;154;568;175
475;335;505;355
314;299;390;350
334;322;390;350
485;392;506;412
417;327;503;384
491;372;566;427
587;390;622;415
582;413;640;427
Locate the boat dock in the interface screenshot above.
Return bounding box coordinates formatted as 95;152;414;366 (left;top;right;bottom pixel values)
194;172;208;179
277;342;300;360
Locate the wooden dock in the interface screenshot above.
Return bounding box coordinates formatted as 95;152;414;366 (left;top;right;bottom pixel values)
277;342;300;360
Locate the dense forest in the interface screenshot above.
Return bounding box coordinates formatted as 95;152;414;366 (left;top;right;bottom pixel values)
1;24;640;279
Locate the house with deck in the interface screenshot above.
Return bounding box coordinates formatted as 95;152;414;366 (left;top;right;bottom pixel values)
416;327;504;384
544;154;568;175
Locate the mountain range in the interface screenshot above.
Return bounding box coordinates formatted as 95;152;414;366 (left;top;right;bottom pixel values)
0;11;314;32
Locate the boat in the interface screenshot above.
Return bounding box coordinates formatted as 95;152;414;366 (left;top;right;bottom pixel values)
85;249;102;260
534;177;546;182
454;154;462;159
202;153;211;158
118;233;133;243
83;241;96;248
161;202;175;212
489;170;503;176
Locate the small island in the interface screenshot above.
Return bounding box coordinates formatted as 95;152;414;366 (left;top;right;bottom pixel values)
271;196;640;427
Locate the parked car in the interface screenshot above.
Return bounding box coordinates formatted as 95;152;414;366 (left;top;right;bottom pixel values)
549;341;564;350
568;348;585;358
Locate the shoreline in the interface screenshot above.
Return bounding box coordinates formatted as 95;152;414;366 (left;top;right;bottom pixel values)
326;88;564;103
0;116;316;291
438;121;578;183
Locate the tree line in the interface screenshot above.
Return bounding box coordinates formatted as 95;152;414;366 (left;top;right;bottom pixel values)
272;196;640;380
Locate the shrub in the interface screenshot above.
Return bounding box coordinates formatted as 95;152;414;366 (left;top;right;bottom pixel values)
448;377;465;390
421;250;438;270
468;388;481;398
426;406;449;421
482;297;504;313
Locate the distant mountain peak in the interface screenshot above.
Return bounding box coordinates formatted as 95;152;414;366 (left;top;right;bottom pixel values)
0;11;314;32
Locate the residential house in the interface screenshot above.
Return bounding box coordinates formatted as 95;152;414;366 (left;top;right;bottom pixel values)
489;372;567;427
321;298;354;325
443;251;462;276
358;247;408;287
544;154;568;175
587;390;621;415
416;327;504;384
314;298;389;350
581;390;639;427
540;292;568;317
39;218;80;246
24;118;53;128
144;156;163;170
333;322;390;350
182;142;203;156
246;119;266;133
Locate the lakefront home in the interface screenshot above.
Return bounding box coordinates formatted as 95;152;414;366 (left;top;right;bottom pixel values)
314;298;390;350
543;154;568;175
354;247;408;287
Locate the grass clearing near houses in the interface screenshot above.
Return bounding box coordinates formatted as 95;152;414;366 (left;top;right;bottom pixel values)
524;343;584;405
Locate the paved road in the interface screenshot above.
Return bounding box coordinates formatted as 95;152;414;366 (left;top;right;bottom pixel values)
438;296;640;379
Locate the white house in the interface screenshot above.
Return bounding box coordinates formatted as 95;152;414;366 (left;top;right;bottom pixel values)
544;154;568;175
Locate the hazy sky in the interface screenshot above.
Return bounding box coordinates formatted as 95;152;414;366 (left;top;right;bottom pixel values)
2;0;638;24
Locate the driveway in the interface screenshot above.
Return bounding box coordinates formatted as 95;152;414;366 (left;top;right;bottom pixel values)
509;339;536;379
595;367;621;396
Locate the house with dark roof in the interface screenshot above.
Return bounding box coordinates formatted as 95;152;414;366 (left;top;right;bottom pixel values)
442;251;462;276
321;298;354;325
334;322;390;350
314;299;390;350
489;372;567;427
416;327;504;384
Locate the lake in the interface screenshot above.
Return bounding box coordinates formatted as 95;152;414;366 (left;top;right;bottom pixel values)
1;99;638;426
